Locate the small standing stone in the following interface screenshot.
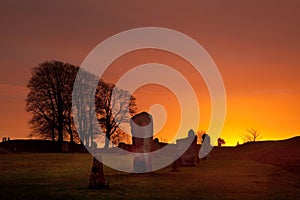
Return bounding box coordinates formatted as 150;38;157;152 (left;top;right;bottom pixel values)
89;156;107;189
172;159;180;172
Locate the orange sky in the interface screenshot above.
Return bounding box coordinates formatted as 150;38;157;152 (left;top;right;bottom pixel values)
0;0;299;146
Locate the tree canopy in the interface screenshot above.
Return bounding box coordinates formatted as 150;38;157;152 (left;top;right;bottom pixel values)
26;60;137;148
26;61;78;143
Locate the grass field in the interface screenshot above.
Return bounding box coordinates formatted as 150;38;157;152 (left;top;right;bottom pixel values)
1;153;299;199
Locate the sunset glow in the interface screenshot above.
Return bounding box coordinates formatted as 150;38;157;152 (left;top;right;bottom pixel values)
0;1;299;146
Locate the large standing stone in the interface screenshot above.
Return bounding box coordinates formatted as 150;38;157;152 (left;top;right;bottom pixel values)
130;112;153;172
131;112;153;153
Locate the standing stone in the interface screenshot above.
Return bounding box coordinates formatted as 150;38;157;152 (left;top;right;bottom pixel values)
130;112;153;172
172;159;180;172
89;156;106;189
131;112;153;153
176;129;199;166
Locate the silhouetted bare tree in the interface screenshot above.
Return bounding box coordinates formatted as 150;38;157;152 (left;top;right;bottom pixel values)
26;60;78;144
27;60;137;149
242;128;262;142
72;70;101;147
95;82;137;148
110;128;130;147
217;138;226;147
72;71;137;148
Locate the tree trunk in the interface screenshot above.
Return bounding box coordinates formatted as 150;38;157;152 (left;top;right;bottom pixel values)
51;127;55;141
58;129;63;143
104;134;110;148
69;132;73;143
57;126;64;152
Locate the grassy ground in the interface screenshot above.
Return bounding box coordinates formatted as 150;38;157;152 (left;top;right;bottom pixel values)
0;153;299;200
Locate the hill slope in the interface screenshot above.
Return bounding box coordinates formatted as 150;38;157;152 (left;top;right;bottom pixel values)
212;136;300;174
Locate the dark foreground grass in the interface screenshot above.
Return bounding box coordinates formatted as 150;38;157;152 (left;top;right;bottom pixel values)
0;153;299;200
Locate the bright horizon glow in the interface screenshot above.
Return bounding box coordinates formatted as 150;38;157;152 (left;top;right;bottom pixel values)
1;49;299;147
0;1;299;146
